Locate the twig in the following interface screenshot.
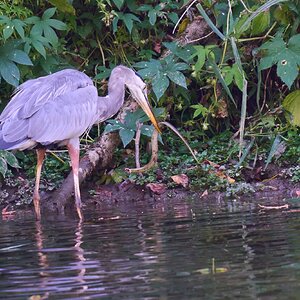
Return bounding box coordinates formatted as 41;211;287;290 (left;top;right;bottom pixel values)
187;31;214;44
135;121;142;168
258;204;289;210
96;35;106;67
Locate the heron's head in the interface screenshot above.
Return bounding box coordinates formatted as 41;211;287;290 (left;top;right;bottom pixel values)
114;66;161;133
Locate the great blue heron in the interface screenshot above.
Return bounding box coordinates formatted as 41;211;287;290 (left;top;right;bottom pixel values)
0;66;161;219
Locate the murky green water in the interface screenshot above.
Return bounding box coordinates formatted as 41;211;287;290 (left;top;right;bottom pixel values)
0;197;300;299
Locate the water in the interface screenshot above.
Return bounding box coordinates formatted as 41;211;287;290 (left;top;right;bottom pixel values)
0;196;300;299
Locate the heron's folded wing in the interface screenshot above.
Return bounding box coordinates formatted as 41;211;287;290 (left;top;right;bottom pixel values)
28;85;98;145
0;69;93;122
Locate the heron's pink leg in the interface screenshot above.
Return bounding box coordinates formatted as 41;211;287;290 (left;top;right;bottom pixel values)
33;148;46;220
67;138;83;219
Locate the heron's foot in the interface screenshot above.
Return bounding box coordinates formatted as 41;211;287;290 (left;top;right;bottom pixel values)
33;193;41;220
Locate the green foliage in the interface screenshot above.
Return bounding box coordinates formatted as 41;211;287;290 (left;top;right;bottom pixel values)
289;166;300;182
0;41;32;86
135;55;188;100
282;90;300;125
0;5;67;86
0;150;19;177
49;0;76;14
104;108;164;147
112;12;140;33
259;34;300;88
0;0;299;191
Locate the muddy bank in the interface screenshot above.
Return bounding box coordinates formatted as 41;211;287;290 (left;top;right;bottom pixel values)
1;171;300;217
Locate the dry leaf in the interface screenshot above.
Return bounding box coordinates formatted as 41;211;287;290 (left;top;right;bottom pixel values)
2;206;16;216
146;183;167;194
171;174;189;188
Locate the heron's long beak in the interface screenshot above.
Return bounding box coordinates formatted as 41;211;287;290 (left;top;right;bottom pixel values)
128;85;161;134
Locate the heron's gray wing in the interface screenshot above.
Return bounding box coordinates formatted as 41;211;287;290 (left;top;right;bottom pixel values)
0;69;93;122
28;85;99;145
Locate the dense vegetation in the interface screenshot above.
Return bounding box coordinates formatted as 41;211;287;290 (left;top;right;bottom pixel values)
0;0;299;200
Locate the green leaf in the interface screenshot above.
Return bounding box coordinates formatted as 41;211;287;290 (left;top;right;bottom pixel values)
264;135;285;170
191;45;206;72
191;104;208;118
167;70;187;88
168;12;178;24
0;157;8;177
173;62;189;71
0;16;10;24
49;0;75;14
104;123;124;133
122;13;140;33
31;22;43;36
140;107;165;123
0;59;20;86
13;19;25;38
140;125;154;137
112;17;118;33
119;128;135;147
32;40;46;58
259;34;300;88
8;49;33;65
163;42;194;62
282;90;300;126
208;58;236;107
3;23;14;40
113;0;124;10
25;16;40;24
148;9;157;25
0;151;19;168
232;63;244;91
240;0;288;33
289;34;300;54
46;19;67;30
251;11;270;35
223;66;234;85
152;72;169;100
135;59;162;79
43;25;58;46
42;8;57;20
138;5;152;11
276;52;298;88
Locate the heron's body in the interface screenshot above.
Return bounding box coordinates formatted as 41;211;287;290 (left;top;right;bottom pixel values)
0;69;126;150
0;66;160;219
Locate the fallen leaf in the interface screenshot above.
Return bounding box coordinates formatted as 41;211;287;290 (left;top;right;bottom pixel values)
2;206;16;216
203;160;220;168
171;174;189;188
146;183;167;195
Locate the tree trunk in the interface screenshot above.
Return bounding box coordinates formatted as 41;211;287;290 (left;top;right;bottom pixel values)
44;99;139;214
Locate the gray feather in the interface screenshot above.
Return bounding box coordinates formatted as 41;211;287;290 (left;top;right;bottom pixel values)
28;85;98;144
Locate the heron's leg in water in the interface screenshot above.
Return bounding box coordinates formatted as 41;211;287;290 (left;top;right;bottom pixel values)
34;148;46;220
67;138;83;219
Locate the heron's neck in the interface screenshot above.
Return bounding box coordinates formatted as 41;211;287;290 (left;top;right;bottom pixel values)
97;77;126;120
107;78;126;114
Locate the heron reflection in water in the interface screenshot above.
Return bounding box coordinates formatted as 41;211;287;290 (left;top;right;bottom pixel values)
0;66;161;219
